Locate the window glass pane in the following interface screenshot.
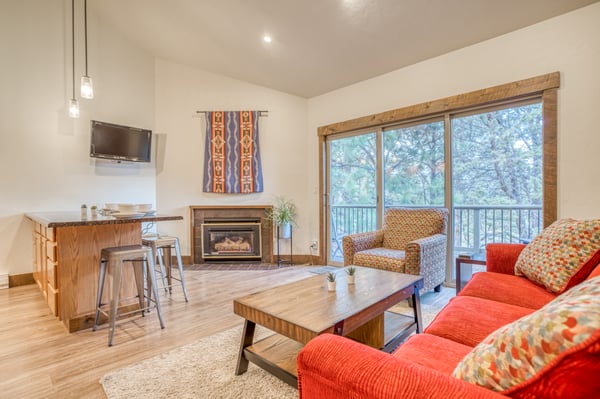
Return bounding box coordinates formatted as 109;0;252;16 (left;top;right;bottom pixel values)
328;133;377;262
452;102;543;256
383;120;445;208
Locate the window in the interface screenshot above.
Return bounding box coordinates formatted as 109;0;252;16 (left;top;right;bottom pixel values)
319;73;558;281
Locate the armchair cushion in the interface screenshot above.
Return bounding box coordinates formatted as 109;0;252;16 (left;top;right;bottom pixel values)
383;208;448;250
453;276;600;397
353;248;406;272
515;218;600;293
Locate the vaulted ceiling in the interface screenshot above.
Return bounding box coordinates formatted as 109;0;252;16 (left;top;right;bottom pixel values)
91;0;598;98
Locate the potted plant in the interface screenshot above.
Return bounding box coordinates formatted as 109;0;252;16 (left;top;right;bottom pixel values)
326;272;337;291
346;266;356;284
266;196;298;239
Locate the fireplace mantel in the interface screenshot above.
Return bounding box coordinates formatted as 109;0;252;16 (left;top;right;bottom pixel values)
190;206;273;264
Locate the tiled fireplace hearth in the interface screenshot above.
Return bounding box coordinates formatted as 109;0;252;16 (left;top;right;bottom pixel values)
190;206;273;264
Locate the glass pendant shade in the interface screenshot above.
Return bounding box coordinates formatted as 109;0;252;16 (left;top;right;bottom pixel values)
69;98;80;118
80;76;94;99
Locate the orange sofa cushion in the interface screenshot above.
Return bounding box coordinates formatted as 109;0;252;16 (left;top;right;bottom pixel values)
424;296;534;347
459;272;556;309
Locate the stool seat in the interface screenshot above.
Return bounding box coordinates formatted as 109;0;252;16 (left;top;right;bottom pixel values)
142;235;189;302
94;244;165;346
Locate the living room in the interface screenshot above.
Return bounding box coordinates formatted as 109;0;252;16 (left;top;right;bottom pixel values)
1;0;600;397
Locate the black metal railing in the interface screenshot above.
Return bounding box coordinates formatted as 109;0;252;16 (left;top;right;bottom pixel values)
330;205;542;261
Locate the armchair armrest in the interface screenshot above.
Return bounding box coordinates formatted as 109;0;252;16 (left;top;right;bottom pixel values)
342;230;383;266
485;243;527;275
405;233;447;276
297;334;506;399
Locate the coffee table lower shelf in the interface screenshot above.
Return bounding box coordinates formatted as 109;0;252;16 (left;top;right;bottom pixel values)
242;311;416;387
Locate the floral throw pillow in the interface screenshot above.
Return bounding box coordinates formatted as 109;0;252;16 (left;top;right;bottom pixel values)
452;277;600;393
514;218;600;293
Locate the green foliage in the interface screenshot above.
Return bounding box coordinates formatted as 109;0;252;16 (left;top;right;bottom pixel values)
265;196;298;227
326;271;336;282
329;102;542;209
346;266;356;276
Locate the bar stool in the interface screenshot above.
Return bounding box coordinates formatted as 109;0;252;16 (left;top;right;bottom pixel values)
142;235;189;302
93;245;165;346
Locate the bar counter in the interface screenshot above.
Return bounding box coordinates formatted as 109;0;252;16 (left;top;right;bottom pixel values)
26;211;183;332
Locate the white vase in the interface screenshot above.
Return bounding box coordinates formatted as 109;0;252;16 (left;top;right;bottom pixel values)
279;222;292;239
347;275;355;284
327;281;336;291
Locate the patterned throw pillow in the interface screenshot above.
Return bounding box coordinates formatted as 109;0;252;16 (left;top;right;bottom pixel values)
452;277;600;393
514;218;600;293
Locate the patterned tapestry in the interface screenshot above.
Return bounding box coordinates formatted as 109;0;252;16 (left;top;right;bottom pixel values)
203;111;263;193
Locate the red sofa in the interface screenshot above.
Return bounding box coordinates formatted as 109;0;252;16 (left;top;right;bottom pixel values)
297;243;600;398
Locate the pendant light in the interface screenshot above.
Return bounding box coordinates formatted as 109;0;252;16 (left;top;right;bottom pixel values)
69;0;80;118
80;0;93;99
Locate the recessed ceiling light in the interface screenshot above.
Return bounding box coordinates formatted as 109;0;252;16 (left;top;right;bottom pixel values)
263;35;272;43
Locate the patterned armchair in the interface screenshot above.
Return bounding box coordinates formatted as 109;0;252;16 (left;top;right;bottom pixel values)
342;208;448;293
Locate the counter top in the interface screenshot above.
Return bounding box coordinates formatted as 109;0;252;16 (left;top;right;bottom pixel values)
26;212;183;228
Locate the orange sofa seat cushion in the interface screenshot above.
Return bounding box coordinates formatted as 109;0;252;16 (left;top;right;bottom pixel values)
424;296;534;347
459;272;556;309
392;333;473;375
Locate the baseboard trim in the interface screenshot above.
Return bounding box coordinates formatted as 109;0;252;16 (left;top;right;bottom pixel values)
9;273;35;288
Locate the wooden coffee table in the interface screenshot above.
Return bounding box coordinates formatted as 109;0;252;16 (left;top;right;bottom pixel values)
233;266;424;386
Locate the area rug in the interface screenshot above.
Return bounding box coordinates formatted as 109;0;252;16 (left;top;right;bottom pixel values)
101;326;296;399
101;295;447;399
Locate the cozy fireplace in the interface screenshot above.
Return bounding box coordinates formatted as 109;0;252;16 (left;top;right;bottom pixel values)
201;219;261;260
190;206;273;264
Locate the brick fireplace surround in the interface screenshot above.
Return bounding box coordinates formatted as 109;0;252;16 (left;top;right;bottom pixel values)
190;206;273;264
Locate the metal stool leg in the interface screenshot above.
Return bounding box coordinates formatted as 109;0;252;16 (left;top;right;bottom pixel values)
174;238;189;302
132;258;146;317
154;246;168;292
146;253;165;329
93;260;107;331
108;258;122;347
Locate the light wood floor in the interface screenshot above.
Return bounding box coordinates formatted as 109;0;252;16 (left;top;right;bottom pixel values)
0;266;453;398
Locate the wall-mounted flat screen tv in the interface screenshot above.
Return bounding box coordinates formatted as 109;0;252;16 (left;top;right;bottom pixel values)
90;120;152;163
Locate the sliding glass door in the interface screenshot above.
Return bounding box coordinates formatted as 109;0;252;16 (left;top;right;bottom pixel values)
327;132;378;263
325;99;544;283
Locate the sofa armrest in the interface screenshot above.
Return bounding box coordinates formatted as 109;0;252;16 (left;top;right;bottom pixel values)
297;334;506;399
405;233;447;276
485;243;527;275
342;230;384;265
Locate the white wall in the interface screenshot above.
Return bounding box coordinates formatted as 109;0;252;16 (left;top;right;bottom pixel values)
153;59;310;257
307;3;600;226
0;0;156;276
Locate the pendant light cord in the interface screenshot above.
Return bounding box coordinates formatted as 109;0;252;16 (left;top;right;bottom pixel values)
72;0;75;98
84;0;88;77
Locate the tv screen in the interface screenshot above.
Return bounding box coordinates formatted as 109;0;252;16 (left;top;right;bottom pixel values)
90;120;152;163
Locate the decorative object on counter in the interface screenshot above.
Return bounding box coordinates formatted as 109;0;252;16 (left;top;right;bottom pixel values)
326;271;337;291
90;205;98;217
346;266;356;284
80;204;87;219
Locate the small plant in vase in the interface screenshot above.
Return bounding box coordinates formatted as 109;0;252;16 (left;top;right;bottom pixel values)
346;266;356;284
326;272;337;291
265;196;298;239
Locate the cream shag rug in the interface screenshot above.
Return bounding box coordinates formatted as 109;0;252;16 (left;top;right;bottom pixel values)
101;291;449;399
101;326;296;399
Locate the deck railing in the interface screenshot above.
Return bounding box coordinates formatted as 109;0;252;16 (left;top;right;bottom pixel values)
330;205;542;260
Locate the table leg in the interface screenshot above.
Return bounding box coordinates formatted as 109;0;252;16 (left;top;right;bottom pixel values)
235;320;256;375
412;287;423;333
